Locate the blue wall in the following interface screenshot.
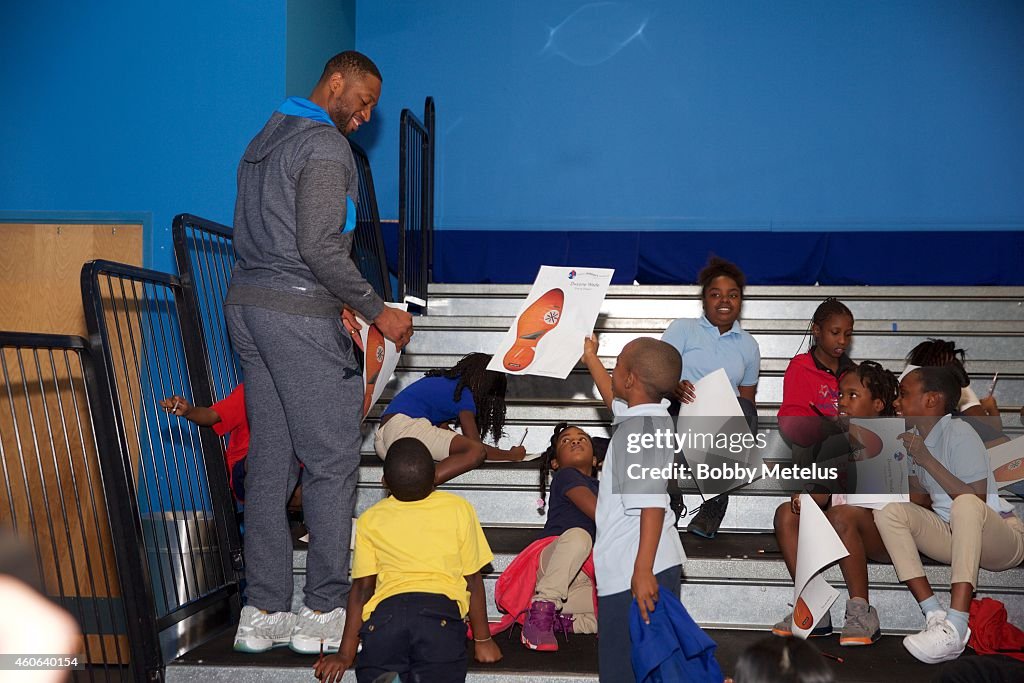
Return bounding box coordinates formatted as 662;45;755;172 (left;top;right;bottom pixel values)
356;0;1024;232
1;0;318;273
4;1;1023;273
287;0;356;97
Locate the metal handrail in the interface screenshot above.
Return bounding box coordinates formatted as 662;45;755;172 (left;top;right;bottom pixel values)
398;97;435;309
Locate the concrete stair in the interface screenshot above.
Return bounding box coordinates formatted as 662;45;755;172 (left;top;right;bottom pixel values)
288;524;1024;634
167;283;1024;682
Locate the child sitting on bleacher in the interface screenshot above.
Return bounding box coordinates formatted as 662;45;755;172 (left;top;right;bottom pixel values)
873;366;1024;664
582;334;687;683
159;385;301;510
902;338;1008;446
777;298;855;463
661;256;761;539
313;438;502;683
772;361;898;646
489;423;604;652
374;352;525;484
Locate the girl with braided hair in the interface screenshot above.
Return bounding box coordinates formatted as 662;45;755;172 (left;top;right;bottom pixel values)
902;339;1007;446
773;360;899;647
488;423;603;652
778;297;856;452
374;352;525;484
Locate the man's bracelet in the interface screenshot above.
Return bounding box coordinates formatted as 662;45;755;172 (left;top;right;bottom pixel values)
473;636;493;643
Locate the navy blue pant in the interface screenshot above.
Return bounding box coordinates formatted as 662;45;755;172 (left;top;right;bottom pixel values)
356;593;468;683
597;565;682;683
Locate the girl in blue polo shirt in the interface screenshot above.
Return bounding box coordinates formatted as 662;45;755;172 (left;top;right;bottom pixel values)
661;257;761;538
374;352;525;484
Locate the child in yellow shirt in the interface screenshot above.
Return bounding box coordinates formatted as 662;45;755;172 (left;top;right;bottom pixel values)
314;438;501;682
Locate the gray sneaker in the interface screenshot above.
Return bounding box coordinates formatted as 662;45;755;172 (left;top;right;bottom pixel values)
233;605;296;652
840;598;881;646
290;605;346;654
688;495;729;538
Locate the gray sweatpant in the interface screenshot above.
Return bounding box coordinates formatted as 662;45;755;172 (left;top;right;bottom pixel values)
225;304;363;613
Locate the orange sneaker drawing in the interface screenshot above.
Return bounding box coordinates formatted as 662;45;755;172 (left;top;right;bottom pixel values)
846;423;883;461
994;457;1023;483
793;596;816;631
503;288;564;371
362;325;386;418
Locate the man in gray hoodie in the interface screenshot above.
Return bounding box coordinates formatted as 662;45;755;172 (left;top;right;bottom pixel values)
225;51;413;654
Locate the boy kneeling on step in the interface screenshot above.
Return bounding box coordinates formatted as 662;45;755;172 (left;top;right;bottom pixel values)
314;438;501;683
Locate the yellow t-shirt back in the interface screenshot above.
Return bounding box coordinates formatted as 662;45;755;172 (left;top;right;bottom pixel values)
352;490;493;620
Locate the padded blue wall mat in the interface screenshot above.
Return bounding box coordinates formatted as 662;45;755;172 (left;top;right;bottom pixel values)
433;231;1024;286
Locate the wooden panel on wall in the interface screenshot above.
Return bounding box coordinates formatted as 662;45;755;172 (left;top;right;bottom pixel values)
0;223;141;664
0;345;129;664
0;223;144;338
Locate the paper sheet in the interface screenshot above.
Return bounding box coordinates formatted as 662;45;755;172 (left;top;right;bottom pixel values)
674;369;761;496
488;266;613;379
358;302;408;421
676;368;745;419
988;436;1024;489
844;417;911;509
792;493;849;638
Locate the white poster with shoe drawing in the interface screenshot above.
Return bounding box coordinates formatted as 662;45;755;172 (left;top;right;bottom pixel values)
488;266;614;378
844;417;911;509
357;302;408;421
988;435;1024;489
792;493;849;639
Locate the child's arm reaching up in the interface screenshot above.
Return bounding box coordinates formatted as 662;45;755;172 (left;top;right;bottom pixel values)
158;396;221;427
582;334;613;409
466;571;502;663
313;575;376;682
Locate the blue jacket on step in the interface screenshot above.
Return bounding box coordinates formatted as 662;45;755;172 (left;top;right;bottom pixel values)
630;587;724;683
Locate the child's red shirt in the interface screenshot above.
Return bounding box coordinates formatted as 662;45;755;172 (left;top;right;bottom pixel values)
777;351;854;446
211;384;249;490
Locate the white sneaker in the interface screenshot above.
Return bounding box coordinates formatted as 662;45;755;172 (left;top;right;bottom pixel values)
233;605;297;652
903;613;970;664
290;605;346;654
924;609;947;629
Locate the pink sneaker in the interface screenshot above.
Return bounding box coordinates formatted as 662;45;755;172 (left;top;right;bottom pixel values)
554;612;575;636
521;601;558;651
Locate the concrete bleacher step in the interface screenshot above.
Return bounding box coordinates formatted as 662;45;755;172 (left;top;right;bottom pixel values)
289;526;1024;633
169;283;1024;682
426;283;1024;322
165;622;999;683
384;355;1024;414
415;282;1024;410
404;316;1024;365
167;626;999;683
348;456;1024;529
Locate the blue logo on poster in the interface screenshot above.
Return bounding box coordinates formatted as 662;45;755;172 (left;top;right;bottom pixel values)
568;270;576;279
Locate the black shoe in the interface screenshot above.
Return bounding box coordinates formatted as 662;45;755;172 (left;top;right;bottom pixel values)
688;495;729;538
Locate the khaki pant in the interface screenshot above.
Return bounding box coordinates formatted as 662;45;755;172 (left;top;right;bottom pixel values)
873;497;1024;587
533;527;597;633
373;413;457;462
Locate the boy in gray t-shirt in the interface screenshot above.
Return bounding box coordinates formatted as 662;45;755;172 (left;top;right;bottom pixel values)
874;367;1024;665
